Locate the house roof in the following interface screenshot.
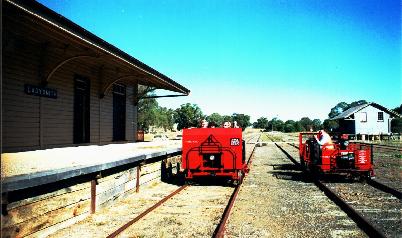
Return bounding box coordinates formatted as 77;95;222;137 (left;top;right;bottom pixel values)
5;0;190;95
331;102;401;120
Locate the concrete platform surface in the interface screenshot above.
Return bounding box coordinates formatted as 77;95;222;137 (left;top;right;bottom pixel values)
1;141;181;192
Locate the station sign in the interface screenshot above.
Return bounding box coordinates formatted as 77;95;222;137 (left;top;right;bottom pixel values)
25;84;57;99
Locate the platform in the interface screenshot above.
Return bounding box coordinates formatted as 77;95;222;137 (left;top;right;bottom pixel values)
1;141;181;192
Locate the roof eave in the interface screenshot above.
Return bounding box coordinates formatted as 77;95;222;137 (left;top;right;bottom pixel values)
6;0;190;95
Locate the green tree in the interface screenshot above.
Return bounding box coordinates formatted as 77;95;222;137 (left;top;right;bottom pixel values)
328;102;349;118
311;119;322;131
253;117;269;129
323;119;338;132
328;100;368;118
166;108;175;131
232;113;251;130
284;120;296;132
206;113;224;127
222;115;232;124
391;118;402;133
174;103;204;130
137;94;158;133
267;117;284;132
299;117;313;131
349;100;368;108
293;121;303;132
392;104;402;114
155;107;175;131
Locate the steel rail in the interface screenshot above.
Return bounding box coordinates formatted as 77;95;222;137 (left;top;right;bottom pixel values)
107;185;188;238
367;179;402;199
283;143;402;199
356;142;402;152
286;142;299;149
274;143;387;238
213;133;260;238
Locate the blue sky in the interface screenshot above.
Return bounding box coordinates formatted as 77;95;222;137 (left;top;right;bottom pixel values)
38;0;401;122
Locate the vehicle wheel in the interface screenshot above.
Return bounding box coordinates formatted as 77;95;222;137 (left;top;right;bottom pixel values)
362;171;372;182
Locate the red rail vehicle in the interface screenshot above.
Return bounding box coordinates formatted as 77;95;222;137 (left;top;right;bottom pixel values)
182;128;247;184
299;132;374;179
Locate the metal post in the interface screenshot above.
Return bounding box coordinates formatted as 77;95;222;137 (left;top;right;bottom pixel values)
90;180;96;214
136;165;141;193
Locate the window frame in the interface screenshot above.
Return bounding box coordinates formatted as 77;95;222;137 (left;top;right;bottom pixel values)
360;112;367;123
377;112;384;122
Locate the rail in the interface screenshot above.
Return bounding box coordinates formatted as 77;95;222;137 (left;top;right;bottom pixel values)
284;142;401;199
213;133;260;238
106;185;188;238
275;143;387;238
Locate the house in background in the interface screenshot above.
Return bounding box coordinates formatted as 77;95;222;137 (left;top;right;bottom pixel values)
332;102;401;139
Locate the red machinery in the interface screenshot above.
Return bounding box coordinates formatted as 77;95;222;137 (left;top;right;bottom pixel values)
182;128;246;183
299;132;374;178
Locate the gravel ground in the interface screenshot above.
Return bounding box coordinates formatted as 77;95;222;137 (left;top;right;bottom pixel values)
326;182;402;238
280;143;402;238
372;150;402;191
226;144;366;238
49;179;182;237
48;173;235;238
120;185;233;238
18;131;397;237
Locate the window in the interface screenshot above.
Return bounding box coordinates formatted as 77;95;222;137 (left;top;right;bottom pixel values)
74;76;90;144
360;112;367;122
378;112;384;121
113;84;126;141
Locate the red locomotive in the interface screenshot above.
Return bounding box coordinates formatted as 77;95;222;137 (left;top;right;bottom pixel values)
182;128;246;183
299;132;374;178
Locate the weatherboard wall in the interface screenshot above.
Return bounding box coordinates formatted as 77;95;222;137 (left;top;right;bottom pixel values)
2;13;138;152
354;105;391;134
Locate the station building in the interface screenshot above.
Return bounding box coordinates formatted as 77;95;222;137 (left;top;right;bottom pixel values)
2;0;189;153
1;1;188;236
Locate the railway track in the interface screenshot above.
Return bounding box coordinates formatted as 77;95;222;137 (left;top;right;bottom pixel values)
245;133;262;144
355;142;402;153
275;143;402;238
106;185;189;238
285;142;402;199
288;141;402;153
213;133;260;238
106;133;260;238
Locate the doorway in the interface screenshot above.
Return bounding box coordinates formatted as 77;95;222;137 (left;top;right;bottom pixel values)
113;83;126;141
73;76;90;144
